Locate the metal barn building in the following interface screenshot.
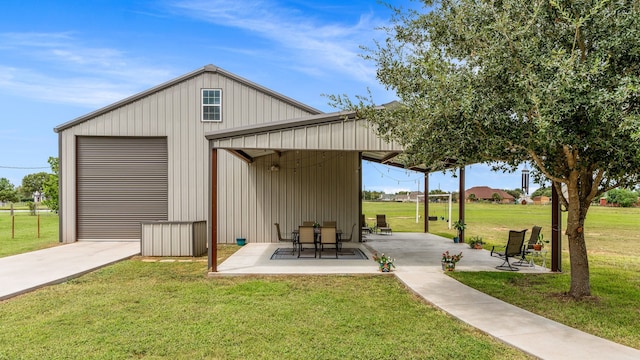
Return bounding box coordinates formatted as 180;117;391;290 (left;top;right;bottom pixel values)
54;65;403;270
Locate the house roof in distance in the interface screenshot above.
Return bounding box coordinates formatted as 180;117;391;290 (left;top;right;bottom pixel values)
465;186;514;200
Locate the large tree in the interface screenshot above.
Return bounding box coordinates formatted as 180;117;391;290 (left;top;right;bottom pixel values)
334;0;640;298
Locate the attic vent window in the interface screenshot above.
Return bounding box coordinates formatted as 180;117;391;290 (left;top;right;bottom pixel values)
202;89;222;122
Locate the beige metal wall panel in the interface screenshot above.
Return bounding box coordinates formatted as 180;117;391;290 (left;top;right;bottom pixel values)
58;70;317;243
209;119;403;152
145;221;206;256
215;150;359;244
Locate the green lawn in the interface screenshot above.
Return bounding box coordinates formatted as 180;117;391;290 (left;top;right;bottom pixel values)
2;203;639;354
0;212;59;258
0;255;531;360
364;201;640;349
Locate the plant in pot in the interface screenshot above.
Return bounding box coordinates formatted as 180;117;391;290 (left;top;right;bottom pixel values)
452;220;466;243
533;233;549;251
468;235;484;249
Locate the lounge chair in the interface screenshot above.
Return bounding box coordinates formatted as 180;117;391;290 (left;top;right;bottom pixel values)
514;226;542;266
491;229;527;271
375;214;392;234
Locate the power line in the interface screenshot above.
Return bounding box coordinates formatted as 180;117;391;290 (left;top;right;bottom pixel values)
0;165;49;170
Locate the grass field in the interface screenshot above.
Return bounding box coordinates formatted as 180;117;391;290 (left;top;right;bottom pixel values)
0;212;59;258
1;203;639;353
0;251;532;359
363;201;640;255
363;201;640;349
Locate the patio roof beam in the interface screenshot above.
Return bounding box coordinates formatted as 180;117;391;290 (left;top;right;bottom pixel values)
227;149;254;163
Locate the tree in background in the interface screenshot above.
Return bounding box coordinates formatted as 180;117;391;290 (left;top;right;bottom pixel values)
20;172;50;200
43;157;59;213
362;190;385;201
332;0;640;298
605;188;639;207
531;186;553;198
0;178;19;204
491;193;503;203
504;188;523;200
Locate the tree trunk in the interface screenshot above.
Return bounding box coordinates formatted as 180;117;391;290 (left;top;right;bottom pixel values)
564;179;591;298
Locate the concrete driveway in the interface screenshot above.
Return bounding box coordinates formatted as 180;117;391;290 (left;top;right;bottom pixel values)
0;241;140;301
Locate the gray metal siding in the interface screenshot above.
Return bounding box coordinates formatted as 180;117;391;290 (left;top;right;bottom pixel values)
77;137;168;240
211;118;403;152
216;150;360;244
141;221;206;256
58;70;316;243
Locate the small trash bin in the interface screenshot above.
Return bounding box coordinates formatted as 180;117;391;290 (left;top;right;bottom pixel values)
236;237;246;246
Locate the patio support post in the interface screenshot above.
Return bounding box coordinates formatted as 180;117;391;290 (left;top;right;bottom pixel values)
208;148;218;272
424;172;429;233
458;166;465;242
551;183;562;272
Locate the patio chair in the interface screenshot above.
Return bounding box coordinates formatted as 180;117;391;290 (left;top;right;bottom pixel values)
361;214;371;236
375;214;392;234
297;225;317;258
514;226;542;266
338;223;356;251
274;223;295;255
319;226;338;258
490;229;527;271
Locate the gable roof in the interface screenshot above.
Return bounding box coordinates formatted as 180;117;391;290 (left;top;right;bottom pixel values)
465;186;514;200
54;64;322;133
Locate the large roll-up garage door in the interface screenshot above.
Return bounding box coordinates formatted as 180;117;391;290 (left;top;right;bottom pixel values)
77;137;168;240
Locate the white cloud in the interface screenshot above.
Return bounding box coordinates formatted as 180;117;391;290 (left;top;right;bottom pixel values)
169;0;383;84
0;32;174;107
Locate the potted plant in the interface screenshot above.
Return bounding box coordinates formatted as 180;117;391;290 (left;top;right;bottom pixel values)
441;251;463;271
468;235;484;249
373;253;396;272
533;233;549;251
452;220;467;243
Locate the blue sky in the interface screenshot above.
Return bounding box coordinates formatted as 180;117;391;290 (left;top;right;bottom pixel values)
0;0;534;194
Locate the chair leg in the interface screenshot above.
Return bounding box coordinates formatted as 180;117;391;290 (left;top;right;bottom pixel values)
495;256;520;271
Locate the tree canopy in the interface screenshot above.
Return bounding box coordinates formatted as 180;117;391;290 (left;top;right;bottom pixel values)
42;157;59;213
21;172;50;199
0;178;18;203
333;0;640;298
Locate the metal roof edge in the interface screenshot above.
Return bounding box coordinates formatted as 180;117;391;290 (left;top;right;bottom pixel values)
54;64;323;133
205;110;357;141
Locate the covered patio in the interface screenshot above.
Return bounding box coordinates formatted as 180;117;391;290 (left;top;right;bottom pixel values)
213;232;549;275
206;109;561;273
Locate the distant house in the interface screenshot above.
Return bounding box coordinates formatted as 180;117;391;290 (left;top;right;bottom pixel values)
395;191;424;202
379;194;396;202
533;195;550;205
465;186;515;204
